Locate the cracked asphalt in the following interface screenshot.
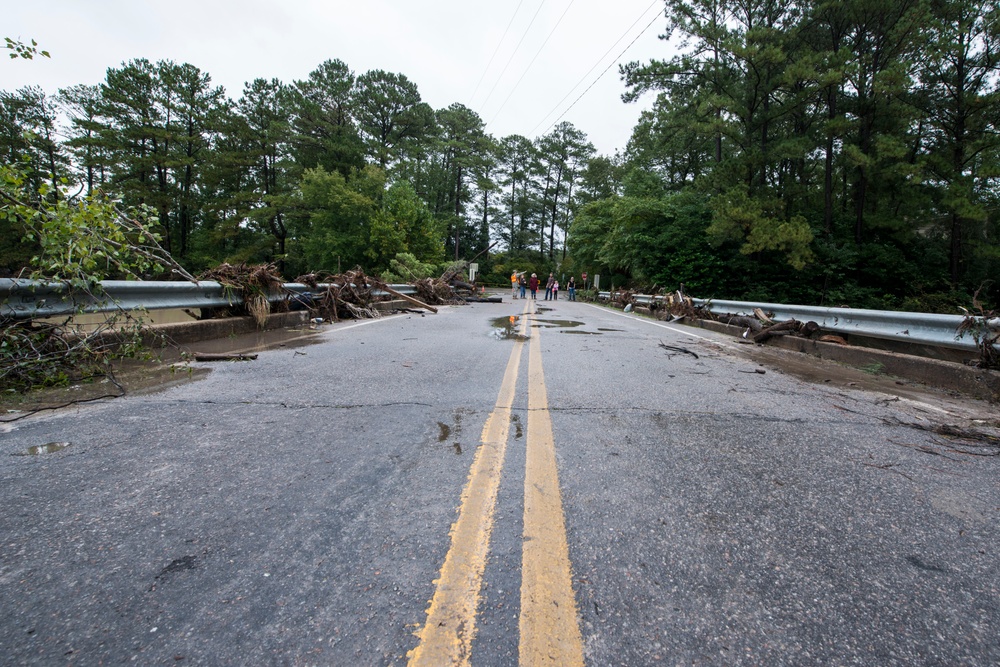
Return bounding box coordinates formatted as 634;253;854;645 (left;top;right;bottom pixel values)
1;300;998;665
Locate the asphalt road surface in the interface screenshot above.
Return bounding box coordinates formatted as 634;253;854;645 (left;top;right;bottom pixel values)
1;298;998;666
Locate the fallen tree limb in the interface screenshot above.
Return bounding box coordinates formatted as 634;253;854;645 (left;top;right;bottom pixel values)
193;352;258;362
752;319;817;344
382;286;438;314
721;315;763;332
659;341;699;359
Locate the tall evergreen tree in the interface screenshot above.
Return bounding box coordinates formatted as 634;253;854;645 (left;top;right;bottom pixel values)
354;70;430;170
290;59;365;177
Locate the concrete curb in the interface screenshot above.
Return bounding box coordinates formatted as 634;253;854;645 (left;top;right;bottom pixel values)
143;311;311;347
141;301;415;348
687;318;1000;403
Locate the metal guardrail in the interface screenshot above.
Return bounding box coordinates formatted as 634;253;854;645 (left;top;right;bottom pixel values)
0;278;416;319
3;279;994;355
599;291;999;353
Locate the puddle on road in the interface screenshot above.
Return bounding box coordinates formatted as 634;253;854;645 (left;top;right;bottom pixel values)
15;442;71;456
530;319;585;328
598;328;623;332
171;327;324;360
490;315;530;341
560;330;602;335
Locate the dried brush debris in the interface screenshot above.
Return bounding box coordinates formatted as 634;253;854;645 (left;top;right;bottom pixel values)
884;417;1000;456
310;268;385;322
199;263;285;328
613;289;635;310
0;314;137;393
413;277;455;305
653;291;715;322
956;287;999;370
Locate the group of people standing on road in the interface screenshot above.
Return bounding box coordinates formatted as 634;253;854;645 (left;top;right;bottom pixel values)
510;271;577;301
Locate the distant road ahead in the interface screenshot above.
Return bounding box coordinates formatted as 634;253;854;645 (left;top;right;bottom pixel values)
1;298;997;665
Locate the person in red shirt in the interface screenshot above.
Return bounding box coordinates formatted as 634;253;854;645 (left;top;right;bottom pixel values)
528;273;539;299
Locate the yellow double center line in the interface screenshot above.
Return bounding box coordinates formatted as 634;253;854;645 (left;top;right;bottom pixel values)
408;300;584;666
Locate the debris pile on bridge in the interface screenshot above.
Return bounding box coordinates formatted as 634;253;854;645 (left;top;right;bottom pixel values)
298;269;388;321
713;307;826;345
413;277;455;305
652;290;715;322
608;287;830;345
413;262;497;305
956;289;999;369
199;262;285;327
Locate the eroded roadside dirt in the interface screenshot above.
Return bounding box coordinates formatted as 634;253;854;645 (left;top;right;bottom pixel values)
1;325;324;420
702;337;1000;429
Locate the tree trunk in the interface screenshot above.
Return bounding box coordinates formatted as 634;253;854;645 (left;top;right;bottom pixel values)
548;164;563;260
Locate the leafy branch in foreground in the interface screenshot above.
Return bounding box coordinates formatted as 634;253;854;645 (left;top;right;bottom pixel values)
1;158;193;392
1;160;196;286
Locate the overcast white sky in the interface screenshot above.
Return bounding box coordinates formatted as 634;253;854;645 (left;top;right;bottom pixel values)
4;0;675;156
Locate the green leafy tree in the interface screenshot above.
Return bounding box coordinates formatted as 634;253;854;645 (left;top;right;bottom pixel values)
383;179;443;262
432;103;488;259
0;86;67;201
295;165;381;272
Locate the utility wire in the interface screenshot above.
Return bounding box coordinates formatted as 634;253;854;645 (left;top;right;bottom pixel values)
527;0;661;137
539;8;662;137
477;0;549;113
489;0;576;126
468;0;526;107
